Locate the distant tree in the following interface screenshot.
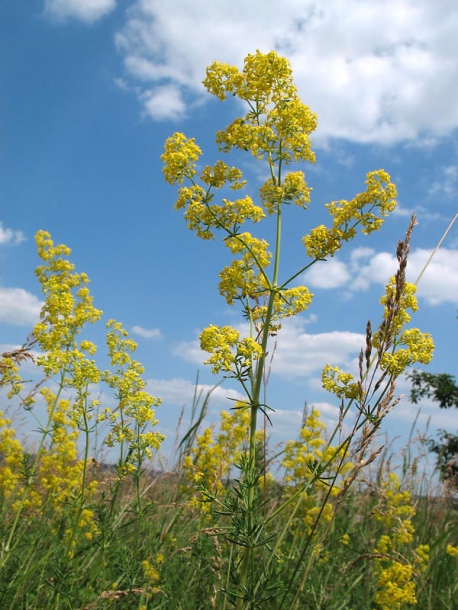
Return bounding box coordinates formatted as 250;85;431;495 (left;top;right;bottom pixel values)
409;369;458;488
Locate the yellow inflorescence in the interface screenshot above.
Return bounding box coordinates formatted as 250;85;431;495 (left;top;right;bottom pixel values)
321;364;360;400
446;544;458;558
162;132;202;185
199;325;262;376
102;320;164;464
281;409;353;536
182;407;252;507
373;279;434;376
303;170;397;259
373;473;429;609
259;171;312;215
0;412;26;499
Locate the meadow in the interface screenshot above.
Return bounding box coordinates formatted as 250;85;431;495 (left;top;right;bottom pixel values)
1;51;458;609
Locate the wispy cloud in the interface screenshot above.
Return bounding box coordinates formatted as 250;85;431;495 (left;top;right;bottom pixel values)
0;288;43;326
132;325;163;340
115;0;458;144
145;377;244;409
429;165;458;199
44;0;116;24
0;222;25;246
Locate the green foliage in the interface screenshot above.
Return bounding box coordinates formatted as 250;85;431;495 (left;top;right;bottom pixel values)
410;370;458;409
409;370;458;488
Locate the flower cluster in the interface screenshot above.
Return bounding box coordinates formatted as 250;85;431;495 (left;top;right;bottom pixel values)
34;231;103;378
379;328;435;376
176;190;265;241
321;364;360;400
199;325;263;377
162;132;202;185
218;233;271;305
182;407;257;508
259;171;311;215
376;279;419;336
303;170;397;259
446;544;458;558
200;161;246;190
142;553;164;596
374;278;434;376
282;409;352;535
0;412;27;502
204;50;317;164
100;320;164;474
38;388;99;543
0;356;23;399
373;473;429;609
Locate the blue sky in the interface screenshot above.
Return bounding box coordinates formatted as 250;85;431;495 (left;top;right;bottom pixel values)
1;0;458;464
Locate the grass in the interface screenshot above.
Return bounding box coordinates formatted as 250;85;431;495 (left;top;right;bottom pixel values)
1;387;458;609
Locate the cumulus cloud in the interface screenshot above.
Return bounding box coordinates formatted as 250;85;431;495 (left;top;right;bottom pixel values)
272;318;364;378
298;244;458;306
132;325;162;339
174;317;365;380
302;258;351;289
44;0;116;23
0;222;25;246
140;85;186;121
115;0;458;144
0;288;43;326
350;247;458;305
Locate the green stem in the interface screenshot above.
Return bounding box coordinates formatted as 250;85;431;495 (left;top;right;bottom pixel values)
236;154;283;608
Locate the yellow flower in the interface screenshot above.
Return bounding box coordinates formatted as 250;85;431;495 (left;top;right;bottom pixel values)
162;132;202;185
181;406;252;508
322;365;360;400
446;544;458;558
340;533;351;546
303;170;397;259
203;51;317;163
200;325;241;374
374;561;417;609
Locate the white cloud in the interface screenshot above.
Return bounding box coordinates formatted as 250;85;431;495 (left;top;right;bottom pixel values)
146;377;244;409
350;251;398;290
303;244;458;306
302;258;351;288
140;85;186;121
174;317;365;380
350;247;458;305
273;317;364;378
0;288;43;326
131;325;162;339
44;0;116;23
115;0;458;144
392;203;445;222
0;223;25;246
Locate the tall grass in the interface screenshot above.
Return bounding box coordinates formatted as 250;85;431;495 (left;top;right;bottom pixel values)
1;378;458;609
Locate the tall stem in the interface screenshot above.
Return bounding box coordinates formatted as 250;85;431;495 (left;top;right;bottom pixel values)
236;157;283;608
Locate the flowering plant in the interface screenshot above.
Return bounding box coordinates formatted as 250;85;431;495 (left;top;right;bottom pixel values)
163;50;433;607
